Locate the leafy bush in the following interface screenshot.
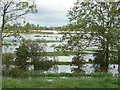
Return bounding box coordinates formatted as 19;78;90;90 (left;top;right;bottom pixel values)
2;67;22;77
2;53;15;70
33;61;54;70
15;40;53;71
15;43;30;71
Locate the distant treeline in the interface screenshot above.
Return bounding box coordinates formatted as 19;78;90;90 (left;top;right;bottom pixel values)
4;22;66;31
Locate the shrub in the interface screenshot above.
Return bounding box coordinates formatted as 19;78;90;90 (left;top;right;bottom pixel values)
15;40;53;71
33;61;54;70
2;67;22;77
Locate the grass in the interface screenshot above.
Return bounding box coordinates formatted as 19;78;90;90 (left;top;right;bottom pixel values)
3;43;12;46
19;72;114;77
3;39;63;43
46;51;75;56
45;51;95;56
2;76;118;88
29;31;54;34
26;40;62;43
55;62;72;65
86;50;118;53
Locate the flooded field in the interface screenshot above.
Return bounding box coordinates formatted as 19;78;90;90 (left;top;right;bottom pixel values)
47;64;118;75
27;64;118;76
2;33;119;75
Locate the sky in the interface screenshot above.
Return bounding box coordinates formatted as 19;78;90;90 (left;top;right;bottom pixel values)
25;0;77;27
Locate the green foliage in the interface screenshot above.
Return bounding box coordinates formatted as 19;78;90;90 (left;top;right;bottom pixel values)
2;53;15;70
15;40;53;71
1;0;38;37
2;67;23;77
55;1;120;68
22;22;32;33
32;61;54;71
15;43;30;71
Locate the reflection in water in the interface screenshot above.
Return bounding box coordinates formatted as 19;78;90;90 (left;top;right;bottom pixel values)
3;33;119;76
48;65;58;73
47;64;118;76
93;64;108;72
71;68;85;73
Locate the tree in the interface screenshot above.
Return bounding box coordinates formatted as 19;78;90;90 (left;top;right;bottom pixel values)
2;53;15;71
58;1;120;69
118;29;120;76
15;40;53;71
15;43;30;70
0;0;37;74
26;41;47;70
23;22;32;32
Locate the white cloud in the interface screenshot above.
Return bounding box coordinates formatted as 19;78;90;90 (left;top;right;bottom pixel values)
25;0;77;26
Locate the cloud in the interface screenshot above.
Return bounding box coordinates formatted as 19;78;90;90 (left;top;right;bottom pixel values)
25;0;76;26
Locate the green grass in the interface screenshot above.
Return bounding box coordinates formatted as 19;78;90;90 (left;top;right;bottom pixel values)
29;31;54;34
45;51;75;56
26;40;62;43
3;43;12;46
46;51;94;56
55;62;72;65
2;76;118;88
19;72;114;77
3;39;63;43
86;50;118;53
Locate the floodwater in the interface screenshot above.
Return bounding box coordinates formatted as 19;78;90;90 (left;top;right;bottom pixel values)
2;33;96;61
27;64;118;76
2;33;119;75
47;54;95;62
3;33;97;52
47;64;118;76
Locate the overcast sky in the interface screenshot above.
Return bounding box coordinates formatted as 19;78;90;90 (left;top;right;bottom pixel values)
25;0;77;27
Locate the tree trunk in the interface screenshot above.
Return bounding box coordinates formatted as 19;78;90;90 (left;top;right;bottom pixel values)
0;29;2;75
105;42;109;68
118;29;120;89
118;30;120;77
0;28;2;89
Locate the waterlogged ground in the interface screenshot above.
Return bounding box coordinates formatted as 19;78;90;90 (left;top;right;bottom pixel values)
2;33;119;75
27;64;118;76
3;33;97;63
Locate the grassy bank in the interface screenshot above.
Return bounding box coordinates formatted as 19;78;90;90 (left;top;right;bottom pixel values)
2;76;118;88
19;72;114;77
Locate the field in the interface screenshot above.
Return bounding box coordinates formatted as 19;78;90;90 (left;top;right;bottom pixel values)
2;77;118;88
